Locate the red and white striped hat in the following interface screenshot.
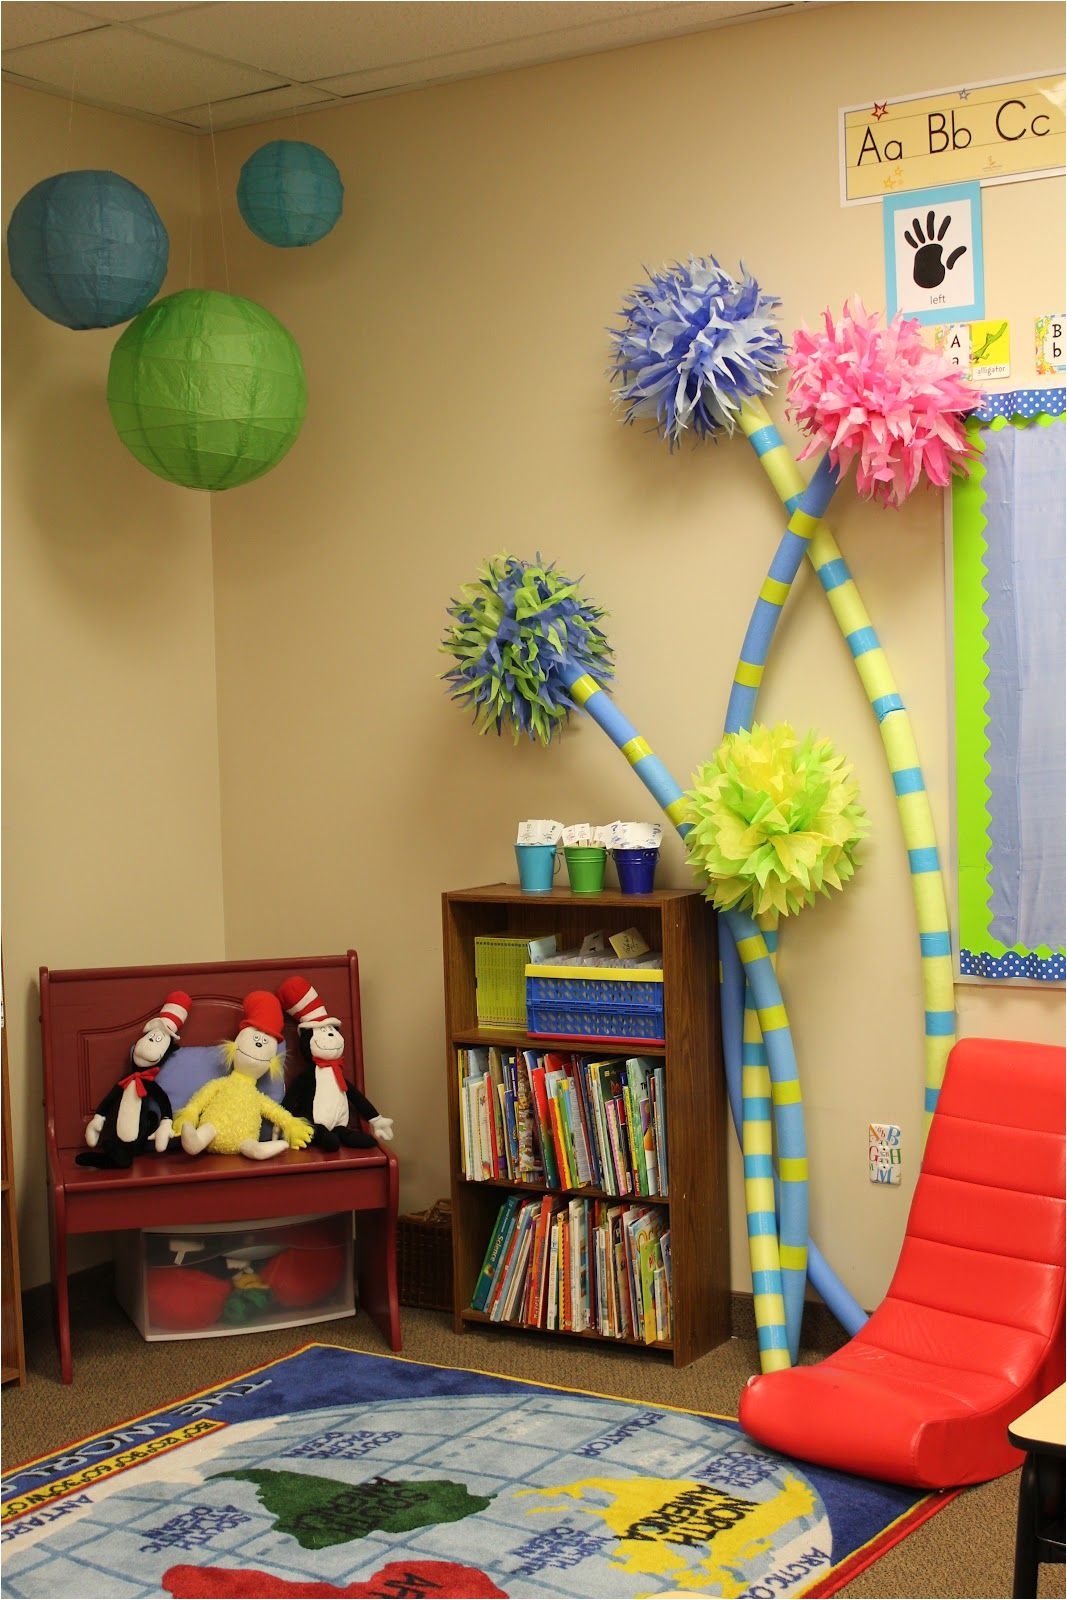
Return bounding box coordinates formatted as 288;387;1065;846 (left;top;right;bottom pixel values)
276;975;340;1030
146;990;191;1038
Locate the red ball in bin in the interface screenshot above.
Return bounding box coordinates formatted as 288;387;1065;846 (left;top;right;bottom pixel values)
260;1245;345;1308
147;1266;231;1330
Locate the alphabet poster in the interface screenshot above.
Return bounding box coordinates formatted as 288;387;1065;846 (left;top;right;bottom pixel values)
951;389;1066;984
840;73;1065;205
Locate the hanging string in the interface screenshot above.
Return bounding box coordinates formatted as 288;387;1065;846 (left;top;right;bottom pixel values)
187;124;197;287
206;101;230;293
67;58;77;140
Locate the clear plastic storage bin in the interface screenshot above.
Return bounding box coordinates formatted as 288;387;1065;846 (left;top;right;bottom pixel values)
114;1212;354;1341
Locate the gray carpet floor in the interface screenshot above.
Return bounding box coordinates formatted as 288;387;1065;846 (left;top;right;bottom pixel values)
3;1269;1064;1600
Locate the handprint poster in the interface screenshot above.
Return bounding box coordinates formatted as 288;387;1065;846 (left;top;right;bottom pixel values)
884;181;983;324
951;389;1066;984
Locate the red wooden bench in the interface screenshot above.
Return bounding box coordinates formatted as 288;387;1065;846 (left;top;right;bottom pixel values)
40;952;401;1383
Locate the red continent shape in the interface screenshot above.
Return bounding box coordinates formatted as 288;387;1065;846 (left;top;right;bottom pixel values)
163;1558;508;1598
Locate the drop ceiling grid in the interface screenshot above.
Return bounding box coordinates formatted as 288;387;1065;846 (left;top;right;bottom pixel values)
2;1;815;132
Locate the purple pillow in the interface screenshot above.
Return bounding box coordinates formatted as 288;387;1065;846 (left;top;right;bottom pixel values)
157;1046;285;1141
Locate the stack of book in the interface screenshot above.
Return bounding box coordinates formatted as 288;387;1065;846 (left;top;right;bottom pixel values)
469;1194;672;1343
456;1047;667;1196
473;934;557;1029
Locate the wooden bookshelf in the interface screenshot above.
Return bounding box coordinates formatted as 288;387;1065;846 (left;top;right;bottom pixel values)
442;884;729;1366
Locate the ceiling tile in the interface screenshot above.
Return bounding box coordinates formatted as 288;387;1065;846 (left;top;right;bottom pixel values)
172;83;342;131
2;25;287;113
62;2;208;18
314;2;788;99
136;0;748;85
1;4;102;50
5;1;819;131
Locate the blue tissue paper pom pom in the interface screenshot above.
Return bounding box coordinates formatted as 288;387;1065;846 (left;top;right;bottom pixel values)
441;555;614;746
611;257;784;446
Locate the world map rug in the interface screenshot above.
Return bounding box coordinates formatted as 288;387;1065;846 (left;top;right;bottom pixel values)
1;1343;957;1599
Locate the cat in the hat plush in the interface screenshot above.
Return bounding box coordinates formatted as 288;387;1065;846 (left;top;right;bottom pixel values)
76;991;190;1169
277;975;394;1153
171;991;313;1159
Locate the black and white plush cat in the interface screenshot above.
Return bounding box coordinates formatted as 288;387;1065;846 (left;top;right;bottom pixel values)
77;991;191;1169
277;976;393;1154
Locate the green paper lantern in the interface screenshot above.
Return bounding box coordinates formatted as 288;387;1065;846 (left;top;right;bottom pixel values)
106;288;307;490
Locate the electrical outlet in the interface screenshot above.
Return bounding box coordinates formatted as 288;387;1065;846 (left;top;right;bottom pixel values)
868;1121;902;1184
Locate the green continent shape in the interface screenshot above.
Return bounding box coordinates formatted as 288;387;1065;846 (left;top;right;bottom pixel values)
215;1469;492;1550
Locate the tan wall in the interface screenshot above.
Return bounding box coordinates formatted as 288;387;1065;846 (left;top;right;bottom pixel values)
3;2;1063;1311
2;86;226;1287
205;1;1064;1314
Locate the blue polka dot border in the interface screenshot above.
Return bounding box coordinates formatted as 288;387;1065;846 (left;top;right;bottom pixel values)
960;947;1067;983
974;387;1066;423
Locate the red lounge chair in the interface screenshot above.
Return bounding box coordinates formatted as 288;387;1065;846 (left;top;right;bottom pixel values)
738;1037;1065;1488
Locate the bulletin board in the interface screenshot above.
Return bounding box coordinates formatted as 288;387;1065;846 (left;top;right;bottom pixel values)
951;387;1066;984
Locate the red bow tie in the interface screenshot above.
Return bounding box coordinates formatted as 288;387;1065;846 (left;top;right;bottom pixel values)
314;1057;348;1093
117;1067;161;1097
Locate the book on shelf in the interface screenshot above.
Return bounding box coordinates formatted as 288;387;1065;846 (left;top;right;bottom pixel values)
489;1198;539;1321
471;1193;521;1312
513;1051;544;1184
624;1057;658;1197
470;1194;673;1344
474;933;557;1029
457;1050;472;1179
499;1221;537;1323
544;1058;582;1188
487;1048;509;1179
652;1065;668;1196
458;1047;669;1203
523;1194;557;1327
556;1056;598;1188
525;1054;562;1189
580;1057;613;1190
545;1215;561;1330
625;1204;666;1344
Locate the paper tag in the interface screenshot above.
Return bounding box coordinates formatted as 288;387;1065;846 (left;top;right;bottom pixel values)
516;818;564;845
609;927;651;959
527;935;558;962
580;930;607;955
1036;314;1066;376
606;820;663;850
562;823;594;846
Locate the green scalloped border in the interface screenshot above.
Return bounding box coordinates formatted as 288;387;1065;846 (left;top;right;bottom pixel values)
952;408;1065;965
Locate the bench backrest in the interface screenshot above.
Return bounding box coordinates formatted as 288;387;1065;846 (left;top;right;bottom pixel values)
40;953;366;1154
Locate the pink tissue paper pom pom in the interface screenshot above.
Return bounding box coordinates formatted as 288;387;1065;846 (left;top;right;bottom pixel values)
785;299;980;507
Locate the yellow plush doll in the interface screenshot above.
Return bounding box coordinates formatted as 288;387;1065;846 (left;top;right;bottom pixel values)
172;990;312;1160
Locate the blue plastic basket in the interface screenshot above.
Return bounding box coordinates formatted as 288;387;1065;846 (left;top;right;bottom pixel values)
524;960;664;1045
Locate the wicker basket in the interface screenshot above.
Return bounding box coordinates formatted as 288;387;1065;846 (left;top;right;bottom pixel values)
397;1199;454;1311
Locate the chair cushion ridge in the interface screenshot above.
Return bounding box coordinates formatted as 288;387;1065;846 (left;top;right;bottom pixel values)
904;1222;1066;1268
880;1286;1063;1341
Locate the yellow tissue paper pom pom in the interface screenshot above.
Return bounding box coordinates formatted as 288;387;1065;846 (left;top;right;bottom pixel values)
683;722;869;918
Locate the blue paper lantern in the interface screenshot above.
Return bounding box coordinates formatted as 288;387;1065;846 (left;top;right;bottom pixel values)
236;140;343;248
6;169;168;330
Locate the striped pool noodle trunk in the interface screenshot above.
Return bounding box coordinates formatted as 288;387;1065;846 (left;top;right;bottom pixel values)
561;663;804;1371
734;916;808;1367
742;927;803;1368
808;523;955;1123
736;397;957;1124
